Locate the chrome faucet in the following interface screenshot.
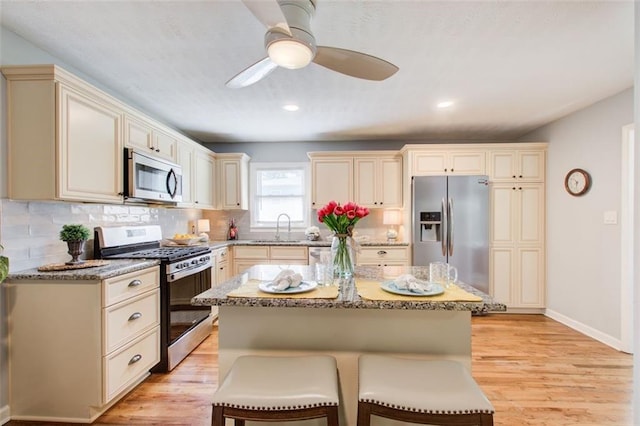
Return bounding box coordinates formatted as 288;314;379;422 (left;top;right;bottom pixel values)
275;213;291;241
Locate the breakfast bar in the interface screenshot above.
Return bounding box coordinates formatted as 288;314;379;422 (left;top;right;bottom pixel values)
192;264;505;426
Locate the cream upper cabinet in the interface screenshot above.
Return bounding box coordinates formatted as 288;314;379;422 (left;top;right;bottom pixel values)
217;153;250;210
124;114;176;162
58;84;124;203
491;183;544;246
489;149;545;182
124;114;153;152
411;150;486;175
194;146;216;209
310;157;353;208
2;64;212;206
2;65;125;203
151;128;177;161
354;155;402;208
176;139;195;207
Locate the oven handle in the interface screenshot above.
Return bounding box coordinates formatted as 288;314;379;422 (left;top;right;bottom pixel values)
167;260;212;282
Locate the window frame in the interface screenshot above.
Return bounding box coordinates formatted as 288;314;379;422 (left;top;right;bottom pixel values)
249;162;310;231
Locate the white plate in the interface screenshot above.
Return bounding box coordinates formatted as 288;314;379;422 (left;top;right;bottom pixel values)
380;281;444;297
259;281;318;294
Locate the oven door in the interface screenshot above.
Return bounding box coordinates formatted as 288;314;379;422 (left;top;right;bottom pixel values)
167;267;212;345
126;148;183;203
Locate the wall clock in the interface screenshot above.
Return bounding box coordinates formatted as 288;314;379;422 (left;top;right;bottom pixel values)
564;168;591;196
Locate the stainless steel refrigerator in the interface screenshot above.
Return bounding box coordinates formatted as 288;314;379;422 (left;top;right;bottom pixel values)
412;175;490;293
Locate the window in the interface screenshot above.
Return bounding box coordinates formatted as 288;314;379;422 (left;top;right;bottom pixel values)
250;162;309;230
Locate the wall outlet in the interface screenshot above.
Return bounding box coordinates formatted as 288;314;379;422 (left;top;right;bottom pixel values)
603;211;618;225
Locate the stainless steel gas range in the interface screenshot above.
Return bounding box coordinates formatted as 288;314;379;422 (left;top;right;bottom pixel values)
94;225;213;372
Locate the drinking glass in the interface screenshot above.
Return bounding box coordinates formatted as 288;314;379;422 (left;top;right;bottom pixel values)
429;262;458;289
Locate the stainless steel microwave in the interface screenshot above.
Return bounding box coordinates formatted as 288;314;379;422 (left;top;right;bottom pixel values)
124;148;183;204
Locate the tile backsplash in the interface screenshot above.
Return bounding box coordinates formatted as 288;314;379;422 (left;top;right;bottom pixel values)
0;199;200;272
1;199;405;272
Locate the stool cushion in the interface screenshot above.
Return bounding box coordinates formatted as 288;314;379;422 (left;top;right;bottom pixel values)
358;355;494;416
213;355;340;410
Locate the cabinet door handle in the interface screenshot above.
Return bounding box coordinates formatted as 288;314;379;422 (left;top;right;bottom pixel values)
128;279;142;287
377;250;387;255
129;354;142;365
128;312;142;321
519;175;523;178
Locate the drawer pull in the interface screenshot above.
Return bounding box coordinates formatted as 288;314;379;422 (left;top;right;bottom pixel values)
377;250;387;255
128;279;142;287
128;312;142;321
129;354;142;365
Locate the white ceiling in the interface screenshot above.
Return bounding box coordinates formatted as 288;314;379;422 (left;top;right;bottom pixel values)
0;0;634;144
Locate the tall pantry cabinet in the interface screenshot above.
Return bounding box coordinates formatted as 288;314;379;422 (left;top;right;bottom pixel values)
488;146;546;311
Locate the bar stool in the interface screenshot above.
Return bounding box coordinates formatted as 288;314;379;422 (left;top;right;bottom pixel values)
357;354;494;426
212;354;340;426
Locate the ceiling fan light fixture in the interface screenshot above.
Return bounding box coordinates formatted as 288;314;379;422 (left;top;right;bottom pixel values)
267;39;313;69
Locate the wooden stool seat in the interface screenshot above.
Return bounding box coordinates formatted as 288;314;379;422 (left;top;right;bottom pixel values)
212;355;340;425
357;355;494;426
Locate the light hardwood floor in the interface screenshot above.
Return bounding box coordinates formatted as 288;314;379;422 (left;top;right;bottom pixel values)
8;314;633;425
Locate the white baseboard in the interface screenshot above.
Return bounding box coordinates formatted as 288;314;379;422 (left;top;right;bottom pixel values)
545;309;624;351
0;404;10;425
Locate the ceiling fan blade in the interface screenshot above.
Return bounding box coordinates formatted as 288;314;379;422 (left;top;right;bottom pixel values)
241;0;291;35
226;57;278;89
313;46;399;81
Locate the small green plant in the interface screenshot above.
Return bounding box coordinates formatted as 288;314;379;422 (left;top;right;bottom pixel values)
0;245;8;283
59;224;91;242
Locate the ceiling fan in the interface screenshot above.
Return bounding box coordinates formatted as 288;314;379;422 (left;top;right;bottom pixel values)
226;0;399;88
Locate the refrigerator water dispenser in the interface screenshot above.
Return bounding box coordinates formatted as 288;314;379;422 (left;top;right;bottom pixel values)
419;211;441;242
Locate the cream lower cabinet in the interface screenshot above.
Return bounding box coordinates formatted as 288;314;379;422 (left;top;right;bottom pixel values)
356;245;410;277
490;183;545;310
232;245;309;275
5;266;160;422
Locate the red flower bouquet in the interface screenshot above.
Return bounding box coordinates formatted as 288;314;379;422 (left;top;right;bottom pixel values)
317;201;369;278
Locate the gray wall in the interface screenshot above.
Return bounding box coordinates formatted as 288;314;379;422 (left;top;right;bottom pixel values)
520;88;633;342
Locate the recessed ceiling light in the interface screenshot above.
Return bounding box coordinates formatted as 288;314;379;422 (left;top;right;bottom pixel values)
437;101;454;109
282;104;299;112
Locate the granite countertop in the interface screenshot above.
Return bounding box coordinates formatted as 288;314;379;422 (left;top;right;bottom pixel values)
5;259;160;281
192;264;506;315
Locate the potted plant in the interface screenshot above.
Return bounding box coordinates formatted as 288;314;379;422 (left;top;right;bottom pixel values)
0;245;8;283
60;224;91;265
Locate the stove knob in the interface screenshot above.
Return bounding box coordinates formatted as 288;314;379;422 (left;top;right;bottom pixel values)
191;259;198;265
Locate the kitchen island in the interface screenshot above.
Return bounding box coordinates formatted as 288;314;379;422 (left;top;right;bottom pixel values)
192;264;505;426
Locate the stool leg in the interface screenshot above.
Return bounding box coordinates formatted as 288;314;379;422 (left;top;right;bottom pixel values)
211;406;224;426
480;413;494;425
357;401;372;426
326;405;340;426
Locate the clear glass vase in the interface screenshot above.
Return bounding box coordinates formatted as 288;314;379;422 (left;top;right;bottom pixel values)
331;234;354;279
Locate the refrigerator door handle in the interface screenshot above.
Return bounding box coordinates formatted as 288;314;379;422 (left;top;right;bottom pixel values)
448;197;454;256
441;197;447;256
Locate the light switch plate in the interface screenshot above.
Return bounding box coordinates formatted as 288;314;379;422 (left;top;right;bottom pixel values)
604;211;618;225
